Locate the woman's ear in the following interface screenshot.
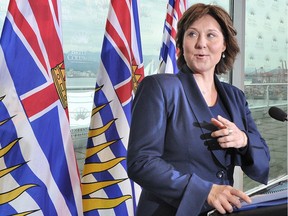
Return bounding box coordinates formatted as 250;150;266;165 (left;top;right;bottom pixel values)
222;42;226;52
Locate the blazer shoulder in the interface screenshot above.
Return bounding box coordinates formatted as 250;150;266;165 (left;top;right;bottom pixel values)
143;73;179;82
221;81;245;96
141;73;182;88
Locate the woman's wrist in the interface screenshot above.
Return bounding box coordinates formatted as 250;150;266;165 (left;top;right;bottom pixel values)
242;131;248;147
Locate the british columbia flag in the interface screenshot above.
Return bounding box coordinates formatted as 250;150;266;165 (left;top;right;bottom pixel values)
159;0;186;74
81;0;144;215
0;0;83;215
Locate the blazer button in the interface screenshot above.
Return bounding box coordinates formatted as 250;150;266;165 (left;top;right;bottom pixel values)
216;170;225;179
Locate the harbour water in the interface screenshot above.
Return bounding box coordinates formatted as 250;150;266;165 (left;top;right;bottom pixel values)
67;77;97;89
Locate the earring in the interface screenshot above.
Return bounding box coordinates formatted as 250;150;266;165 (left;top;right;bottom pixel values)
222;53;226;58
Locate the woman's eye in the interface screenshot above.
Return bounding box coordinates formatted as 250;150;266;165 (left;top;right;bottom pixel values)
188;31;197;37
207;33;215;38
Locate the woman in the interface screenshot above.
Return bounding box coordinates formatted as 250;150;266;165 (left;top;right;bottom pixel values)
127;3;270;216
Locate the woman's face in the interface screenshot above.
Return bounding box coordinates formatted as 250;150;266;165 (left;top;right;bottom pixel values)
182;15;226;74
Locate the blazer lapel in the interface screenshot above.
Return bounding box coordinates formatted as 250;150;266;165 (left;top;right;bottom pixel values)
215;78;245;131
177;65;228;167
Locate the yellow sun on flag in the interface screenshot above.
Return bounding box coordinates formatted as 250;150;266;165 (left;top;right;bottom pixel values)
81;87;132;213
0;95;38;214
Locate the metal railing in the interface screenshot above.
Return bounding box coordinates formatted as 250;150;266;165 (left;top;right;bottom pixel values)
244;83;287;109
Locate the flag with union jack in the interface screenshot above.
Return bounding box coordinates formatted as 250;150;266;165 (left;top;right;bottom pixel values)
0;0;83;215
81;0;144;215
159;0;187;74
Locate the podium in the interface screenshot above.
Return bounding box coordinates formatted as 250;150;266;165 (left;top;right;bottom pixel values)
208;176;288;216
209;203;287;216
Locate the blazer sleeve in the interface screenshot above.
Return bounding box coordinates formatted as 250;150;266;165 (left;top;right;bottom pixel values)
127;75;213;215
232;89;270;185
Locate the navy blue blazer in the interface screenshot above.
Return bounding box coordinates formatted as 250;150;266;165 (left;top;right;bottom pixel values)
127;65;270;216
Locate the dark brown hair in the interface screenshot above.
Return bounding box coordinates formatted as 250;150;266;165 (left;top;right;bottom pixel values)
176;3;240;74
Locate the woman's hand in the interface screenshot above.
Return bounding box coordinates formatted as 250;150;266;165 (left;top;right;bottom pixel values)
207;184;252;214
211;115;248;149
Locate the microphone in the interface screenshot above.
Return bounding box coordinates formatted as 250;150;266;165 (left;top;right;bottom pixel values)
268;106;287;122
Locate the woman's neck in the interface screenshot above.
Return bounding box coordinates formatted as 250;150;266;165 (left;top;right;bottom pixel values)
193;73;218;106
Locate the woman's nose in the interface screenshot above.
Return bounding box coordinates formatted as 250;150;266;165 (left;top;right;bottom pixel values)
195;35;207;48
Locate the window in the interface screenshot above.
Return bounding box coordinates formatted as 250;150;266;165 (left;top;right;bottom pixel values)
243;0;287;191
